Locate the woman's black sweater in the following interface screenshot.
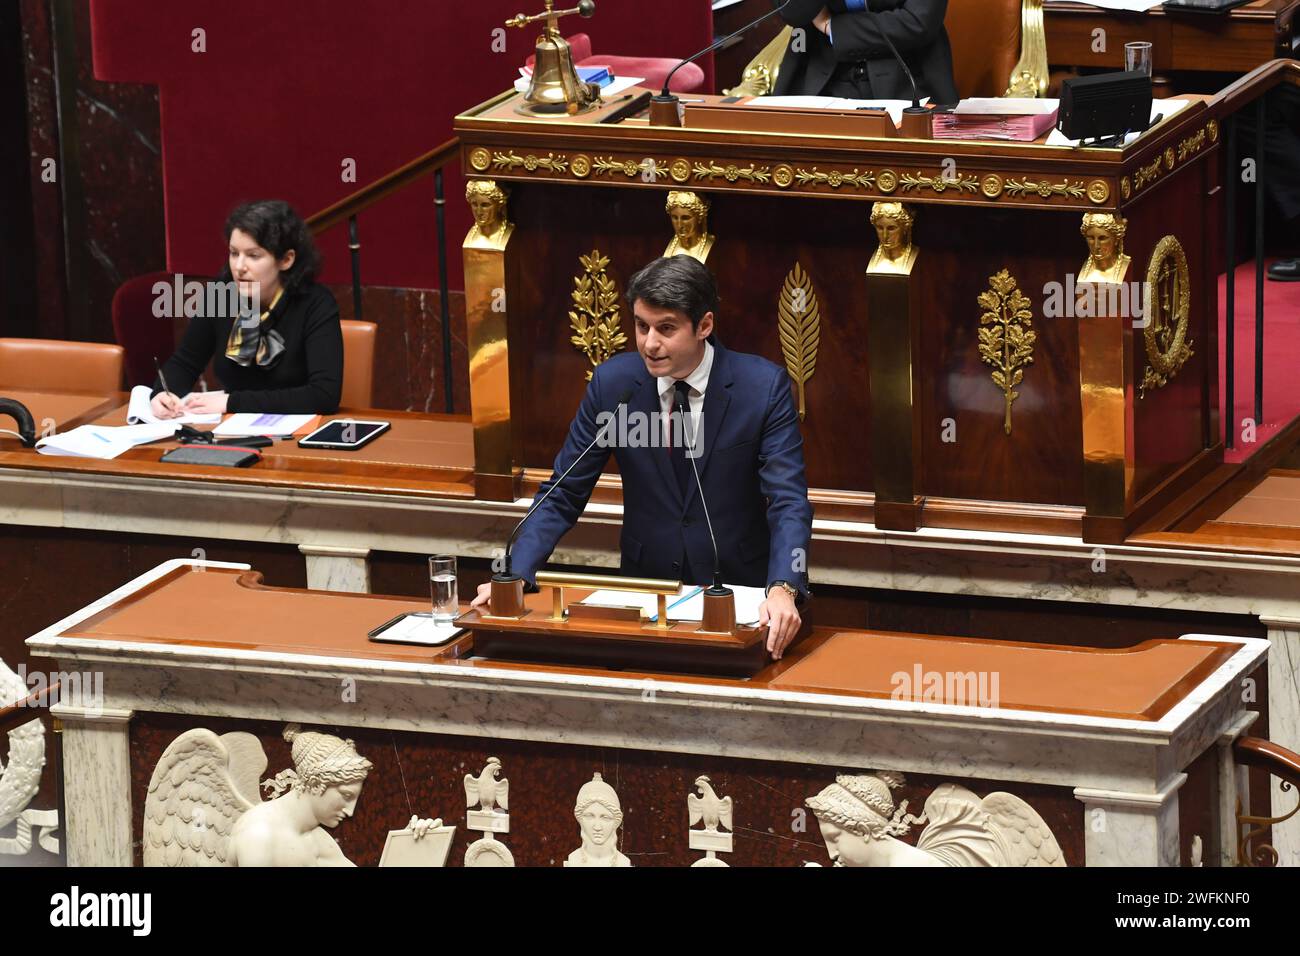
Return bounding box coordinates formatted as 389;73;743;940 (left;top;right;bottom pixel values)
151;282;343;414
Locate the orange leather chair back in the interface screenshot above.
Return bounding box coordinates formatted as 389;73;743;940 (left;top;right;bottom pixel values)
340;320;377;408
946;0;1022;99
0;338;125;393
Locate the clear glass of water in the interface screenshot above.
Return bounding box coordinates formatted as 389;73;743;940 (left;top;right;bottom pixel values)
1125;41;1153;77
429;555;458;623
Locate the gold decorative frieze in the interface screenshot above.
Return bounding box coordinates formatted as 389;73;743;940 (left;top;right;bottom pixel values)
691;161;771;184
1121;176;1131;200
899;171;979;194
1005;178;1086;200
491;150;569;174
1086;180;1110;205
588;156;672;180
1139;235;1194;399
777;263;820;422
571;154;592;178
981;174;1004;198
569;250;627;381
977;269;1036;435
1177;127;1207;162
794;167;877;190
878;169;898;193
469;147;491;172
1133;156;1163;191
669;158;691;183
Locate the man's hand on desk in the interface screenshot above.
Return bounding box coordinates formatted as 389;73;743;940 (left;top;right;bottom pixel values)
813;6;832;35
760;585;801;660
182;391;229;415
470;581;492;611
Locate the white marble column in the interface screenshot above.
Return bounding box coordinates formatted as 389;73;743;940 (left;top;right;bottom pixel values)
51;704;134;867
298;544;371;593
1074;774;1186;867
1258;614;1300;868
1215;712;1257;867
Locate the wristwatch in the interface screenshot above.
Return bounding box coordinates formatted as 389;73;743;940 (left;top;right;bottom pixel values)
768;580;800;603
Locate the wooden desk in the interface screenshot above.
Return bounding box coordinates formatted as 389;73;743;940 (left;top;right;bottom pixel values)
0;388;122;434
1045;1;1298;83
29;559;1269;866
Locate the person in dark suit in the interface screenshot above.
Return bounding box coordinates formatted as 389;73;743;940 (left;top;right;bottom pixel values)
470;256;813;658
771;0;958;104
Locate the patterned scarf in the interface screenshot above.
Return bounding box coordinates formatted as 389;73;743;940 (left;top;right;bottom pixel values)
225;286;286;368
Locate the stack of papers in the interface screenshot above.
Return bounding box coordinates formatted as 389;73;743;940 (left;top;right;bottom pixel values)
212;413;319;437
126;384;221;426
36;422;178;460
513;72;643;99
934;98;1059;141
578;583;768;625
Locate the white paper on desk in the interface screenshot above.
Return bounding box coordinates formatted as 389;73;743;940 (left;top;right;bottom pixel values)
212;413;317;437
369;613;463;647
1070;0;1162;11
35;422;178;459
759;95;925;127
954;97;1060;115
512;75;644;99
1045;98;1191;147
578;583;768;625
126;384;221;425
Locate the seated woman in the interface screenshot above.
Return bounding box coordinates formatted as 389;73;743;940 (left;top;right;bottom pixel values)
151;200;342;418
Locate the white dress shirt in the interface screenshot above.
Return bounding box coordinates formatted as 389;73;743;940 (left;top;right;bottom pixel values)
656;340;713;454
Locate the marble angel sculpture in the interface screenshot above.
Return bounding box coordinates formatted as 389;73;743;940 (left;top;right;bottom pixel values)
805;771;1065;867
143;723;440;866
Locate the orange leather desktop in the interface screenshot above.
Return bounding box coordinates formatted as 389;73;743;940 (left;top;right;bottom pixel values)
67;565;1237;721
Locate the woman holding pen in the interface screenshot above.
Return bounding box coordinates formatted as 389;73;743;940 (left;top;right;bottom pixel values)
150;200;343;418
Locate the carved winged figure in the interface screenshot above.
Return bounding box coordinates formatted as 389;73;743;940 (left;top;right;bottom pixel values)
687;775;733;833
806;771;1065;867
144;723;439;866
464;756;509;813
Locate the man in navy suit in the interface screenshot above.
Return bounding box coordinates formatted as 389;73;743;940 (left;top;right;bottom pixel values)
470;256;812;658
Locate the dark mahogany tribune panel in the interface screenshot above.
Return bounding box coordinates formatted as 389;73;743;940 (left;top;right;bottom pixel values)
1124;151;1216;504
129;712;1085;867
506;182;875;493
916;204;1085;505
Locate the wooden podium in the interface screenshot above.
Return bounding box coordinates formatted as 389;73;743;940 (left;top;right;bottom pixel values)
453;82;1234;543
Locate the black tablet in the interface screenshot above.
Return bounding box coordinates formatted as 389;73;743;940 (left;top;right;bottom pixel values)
297;419;390;450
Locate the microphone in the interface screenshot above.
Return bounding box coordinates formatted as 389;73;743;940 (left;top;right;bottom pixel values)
651;1;792;126
498;388;634;583
875;23;921;110
873;14;931;136
674;389;731;617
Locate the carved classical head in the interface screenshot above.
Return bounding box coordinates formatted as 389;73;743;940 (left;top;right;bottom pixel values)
665;190;710;247
806;771;915;844
275;724;374;828
869;202;914;258
574;772;623;847
1080;212;1128;270
466;180;508;235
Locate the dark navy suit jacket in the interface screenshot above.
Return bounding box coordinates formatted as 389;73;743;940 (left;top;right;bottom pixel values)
510;340;813;595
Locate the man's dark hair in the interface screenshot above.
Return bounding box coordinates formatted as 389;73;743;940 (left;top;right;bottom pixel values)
221;199;322;293
625;256;719;330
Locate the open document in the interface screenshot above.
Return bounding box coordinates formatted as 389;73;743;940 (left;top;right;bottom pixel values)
36;422;178;459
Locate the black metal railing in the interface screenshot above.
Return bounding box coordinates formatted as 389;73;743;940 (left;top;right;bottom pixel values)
305;137;461;413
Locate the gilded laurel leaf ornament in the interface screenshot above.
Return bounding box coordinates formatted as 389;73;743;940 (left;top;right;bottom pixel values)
977;269;1036;435
1139;235;1194;399
569;250;627;381
777;263;820;422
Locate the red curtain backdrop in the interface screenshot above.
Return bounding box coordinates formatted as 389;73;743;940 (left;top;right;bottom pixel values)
89;0;713;290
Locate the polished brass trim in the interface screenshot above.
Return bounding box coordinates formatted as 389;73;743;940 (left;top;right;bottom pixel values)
867;248;922;512
491;150;569;173
981;173;1004;198
692;161;771;184
536;570;681;593
1086;180;1110;205
469;147;491;171
464;180;517;497
900;170;979;195
1005;177;1086;200
795;166;876;190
